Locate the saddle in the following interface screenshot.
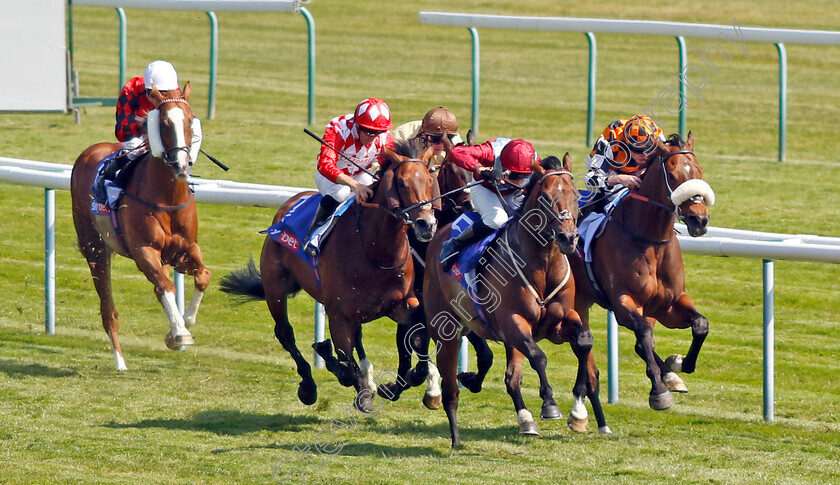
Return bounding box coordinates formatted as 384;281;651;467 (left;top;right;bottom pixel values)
265;194;355;284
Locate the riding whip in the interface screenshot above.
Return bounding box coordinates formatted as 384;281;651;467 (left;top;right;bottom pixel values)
303;128;380;181
199;149;230;171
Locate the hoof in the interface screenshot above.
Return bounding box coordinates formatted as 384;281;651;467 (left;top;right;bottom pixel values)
664;372;688;393
649;390;674;410
312;340;333;359
165;331;194;350
598;426;614;435
664;354;684;373
519;420;540;436
540;403;563;420
457;372;483;394
423;392;442;410
567;415;589;433
354;392;375;414
377;382;402;402
298;381;317;405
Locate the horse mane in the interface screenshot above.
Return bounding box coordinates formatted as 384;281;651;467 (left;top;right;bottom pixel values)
521;155;565;203
391;139;423;159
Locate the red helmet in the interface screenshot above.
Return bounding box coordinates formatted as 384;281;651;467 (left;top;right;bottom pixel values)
500;139;537;174
354;98;393;132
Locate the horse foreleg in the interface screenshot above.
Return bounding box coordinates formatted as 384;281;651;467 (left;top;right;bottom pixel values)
556;311;595;433
508;315;561;422
133;247;193;349
615;296;672;410
658;293;709;376
353;327;377;394
503;346;539;435
180;242;211;329
457;332;493;393
322;320;373;413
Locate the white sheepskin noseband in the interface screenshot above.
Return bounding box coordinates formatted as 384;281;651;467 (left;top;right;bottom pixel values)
671;179;715;207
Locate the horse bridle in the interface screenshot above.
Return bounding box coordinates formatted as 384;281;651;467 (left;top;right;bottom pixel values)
516;169;577;241
629;149;696;214
156;98;194;171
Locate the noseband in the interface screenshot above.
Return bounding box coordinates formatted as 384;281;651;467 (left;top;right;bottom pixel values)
155;99;194;171
532;170;577;240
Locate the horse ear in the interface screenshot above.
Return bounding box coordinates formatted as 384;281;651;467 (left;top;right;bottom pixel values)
421;146;435;167
148;84;164;106
377;168;401;209
686;131;694;148
562;152;572;172
430;173;442;211
183;81;192;101
466;129;476;146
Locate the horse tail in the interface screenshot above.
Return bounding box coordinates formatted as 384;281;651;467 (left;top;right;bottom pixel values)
219;258;266;302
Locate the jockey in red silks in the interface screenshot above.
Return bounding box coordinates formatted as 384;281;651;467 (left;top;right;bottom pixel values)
439;137;539;271
303;98;395;256
93;60;202;199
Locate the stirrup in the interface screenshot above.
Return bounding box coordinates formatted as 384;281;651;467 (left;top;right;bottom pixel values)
303;240;318;257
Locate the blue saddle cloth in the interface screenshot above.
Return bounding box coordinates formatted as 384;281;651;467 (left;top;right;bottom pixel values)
265;194;354;285
90;153;124;212
443;212;506;340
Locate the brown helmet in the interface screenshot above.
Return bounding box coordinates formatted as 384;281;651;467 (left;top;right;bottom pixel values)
421;107;458;135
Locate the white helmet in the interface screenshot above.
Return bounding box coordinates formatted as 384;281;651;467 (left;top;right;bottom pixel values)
143;60;179;91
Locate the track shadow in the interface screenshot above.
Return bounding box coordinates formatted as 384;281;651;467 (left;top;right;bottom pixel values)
103;409;324;436
0;359;78;378
269;441;445;458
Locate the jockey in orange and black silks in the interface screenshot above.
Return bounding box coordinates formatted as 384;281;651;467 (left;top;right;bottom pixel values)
583;115;665;209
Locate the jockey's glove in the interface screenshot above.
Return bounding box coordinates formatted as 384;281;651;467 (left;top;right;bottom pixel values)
480;168;504;182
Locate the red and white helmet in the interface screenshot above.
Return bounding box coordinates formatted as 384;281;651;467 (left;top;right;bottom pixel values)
500;139;537;174
354;98;393;132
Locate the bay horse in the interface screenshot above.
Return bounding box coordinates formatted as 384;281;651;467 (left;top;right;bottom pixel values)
70;83;210;371
424;154;609;447
219;143;438;412
378;141;481;409
569;132;715;411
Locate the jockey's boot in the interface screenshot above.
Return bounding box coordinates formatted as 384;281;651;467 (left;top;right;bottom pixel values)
440;220;494;272
91;151;131;203
303;196;339;257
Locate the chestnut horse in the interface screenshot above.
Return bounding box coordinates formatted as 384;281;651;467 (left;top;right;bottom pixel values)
70;83;210;371
569;132;715;410
424;154;609;447
220;143;438;412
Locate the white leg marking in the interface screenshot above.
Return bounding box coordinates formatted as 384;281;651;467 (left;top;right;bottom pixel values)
359;358;377;393
425;363;442;398
571;395;588;420
183;290;205;329
161;291;190;337
114;349;127;372
516;408;535;425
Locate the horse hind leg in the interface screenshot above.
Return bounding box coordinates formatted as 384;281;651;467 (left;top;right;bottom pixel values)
76;220;127;371
266;289;317;406
353;327;377;394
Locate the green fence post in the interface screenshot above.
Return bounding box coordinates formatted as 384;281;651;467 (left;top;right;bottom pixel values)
676;36;686;138
207;11;218;120
469;27;480;138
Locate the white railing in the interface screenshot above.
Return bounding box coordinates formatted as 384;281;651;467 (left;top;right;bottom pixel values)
3;157;840;418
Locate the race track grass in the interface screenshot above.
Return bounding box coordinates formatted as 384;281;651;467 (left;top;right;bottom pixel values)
1;1;839;483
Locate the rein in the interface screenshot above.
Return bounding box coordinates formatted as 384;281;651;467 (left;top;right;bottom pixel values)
353;200;411;271
610;149;696;246
123;191;193;212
